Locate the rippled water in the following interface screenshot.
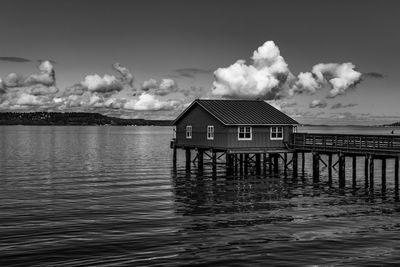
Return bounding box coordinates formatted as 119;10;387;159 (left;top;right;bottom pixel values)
1;125;400;266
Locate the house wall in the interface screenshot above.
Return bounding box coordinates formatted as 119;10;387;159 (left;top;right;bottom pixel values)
175;104;228;148
227;125;293;149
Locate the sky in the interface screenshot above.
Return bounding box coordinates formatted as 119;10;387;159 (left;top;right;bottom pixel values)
0;0;399;125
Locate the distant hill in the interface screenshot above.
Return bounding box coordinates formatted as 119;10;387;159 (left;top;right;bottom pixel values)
0;112;172;126
386;122;400;127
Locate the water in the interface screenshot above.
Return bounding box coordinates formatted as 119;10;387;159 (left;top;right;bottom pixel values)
1;125;400;266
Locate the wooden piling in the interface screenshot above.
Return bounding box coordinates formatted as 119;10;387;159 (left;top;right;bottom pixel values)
364;155;369;189
382;158;386;192
369;157;374;191
197;149;204;174
244;154;249;175
234;154;238;175
226;153;234;176
352;156;357;189
293;152;298;179
263;153;267;176
268;154;273;174
239;154;244;175
395;157;399;198
312;152;320;183
173;145;177;169
338;153;346;188
212;151;217;178
273;154;279;174
302;152;305;177
255;153;261;175
284;153;288;177
185;148;191;172
328;154;333;184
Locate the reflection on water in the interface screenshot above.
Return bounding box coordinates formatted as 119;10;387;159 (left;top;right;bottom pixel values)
0;125;400;266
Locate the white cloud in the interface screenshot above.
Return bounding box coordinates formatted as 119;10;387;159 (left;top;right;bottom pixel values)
292;72;320;95
25;61;55;86
81;74;123;94
312;63;362;98
123;93;179;111
212;41;292;99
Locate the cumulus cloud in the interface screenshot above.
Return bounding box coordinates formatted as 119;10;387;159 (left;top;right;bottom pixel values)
3;73;25;88
29;85;58;96
312;63;362;98
212;41;370;101
292;72;320;95
25;61;55;86
309;99;327;109
212;41;291;99
80;74;123;94
140;78;178;96
123;93;180;111
112;63;134;87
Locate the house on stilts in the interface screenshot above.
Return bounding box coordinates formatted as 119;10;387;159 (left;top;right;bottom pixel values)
171;99;299;175
171;99;400;196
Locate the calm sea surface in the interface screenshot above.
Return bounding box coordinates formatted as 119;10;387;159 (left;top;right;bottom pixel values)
1;125;400;266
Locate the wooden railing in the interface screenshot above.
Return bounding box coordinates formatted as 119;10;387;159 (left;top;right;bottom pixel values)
290;133;400;154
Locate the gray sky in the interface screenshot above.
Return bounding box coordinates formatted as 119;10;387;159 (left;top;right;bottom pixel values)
0;0;399;124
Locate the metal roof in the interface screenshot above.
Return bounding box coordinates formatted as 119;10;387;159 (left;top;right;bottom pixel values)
172;99;299;125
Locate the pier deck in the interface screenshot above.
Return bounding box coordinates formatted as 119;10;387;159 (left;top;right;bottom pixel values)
291;133;400;156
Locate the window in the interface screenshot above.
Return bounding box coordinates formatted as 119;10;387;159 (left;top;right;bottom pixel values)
270;126;283;140
207;125;214;140
186;125;192;139
238;126;252;140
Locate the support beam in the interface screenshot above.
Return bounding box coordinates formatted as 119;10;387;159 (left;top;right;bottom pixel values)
328;154;333;184
185;148;191;172
255;154;261;175
338;153;346;188
239;154;243;175
395;157;399;199
263;153;267;176
268;154;273;175
284;153;288;177
382;158;386;192
352;156;357;189
302;152;305;178
226;153;233;176
244;154;249;175
273;154;279;174
312;152;320;183
234;154;238;175
212;151;217;178
197;149;204;175
293;152;298;179
173;146;177;169
369;157;374;191
364;155;369;189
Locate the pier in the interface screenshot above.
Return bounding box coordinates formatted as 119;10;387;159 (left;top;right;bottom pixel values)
172;132;400;197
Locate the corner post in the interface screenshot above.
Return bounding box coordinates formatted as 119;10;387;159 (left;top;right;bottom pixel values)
352;156;357;189
197;149;204;175
364;155;369;189
338;153;346;188
312;152;320;183
328;153;333;184
292;152;298;179
255;153;261;175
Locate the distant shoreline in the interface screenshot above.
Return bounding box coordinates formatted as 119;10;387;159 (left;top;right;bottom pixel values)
0;112;172;126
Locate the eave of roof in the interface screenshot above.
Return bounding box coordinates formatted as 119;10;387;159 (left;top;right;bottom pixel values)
172;99;299;126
